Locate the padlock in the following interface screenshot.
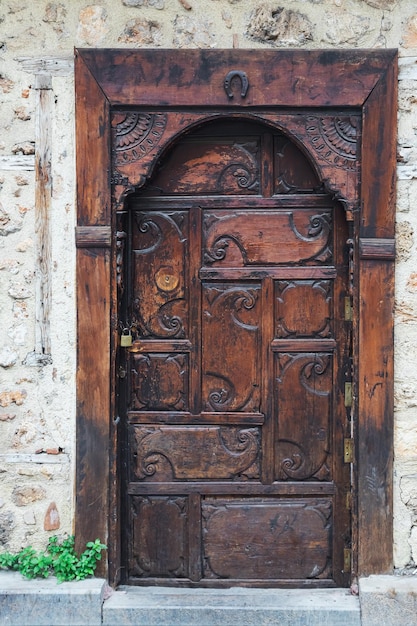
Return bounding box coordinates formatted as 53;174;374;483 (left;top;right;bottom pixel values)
120;328;133;347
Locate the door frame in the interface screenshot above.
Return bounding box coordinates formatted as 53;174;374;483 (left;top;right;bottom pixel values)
74;48;397;583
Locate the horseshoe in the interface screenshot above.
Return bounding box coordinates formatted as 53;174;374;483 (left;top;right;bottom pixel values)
224;70;249;99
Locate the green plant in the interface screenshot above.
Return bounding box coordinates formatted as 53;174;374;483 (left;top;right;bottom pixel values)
0;535;106;582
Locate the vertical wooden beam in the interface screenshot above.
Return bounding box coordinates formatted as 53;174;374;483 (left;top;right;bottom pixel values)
361;57;398;239
17;58;73;361
34;74;53;356
357;52;397;576
75;51;112;576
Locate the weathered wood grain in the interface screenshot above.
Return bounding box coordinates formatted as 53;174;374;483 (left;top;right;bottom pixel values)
74;51;112;577
78;48;396;108
34;75;53;356
357;51;397;576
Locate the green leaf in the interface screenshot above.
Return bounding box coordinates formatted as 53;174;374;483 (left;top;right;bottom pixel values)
0;536;106;581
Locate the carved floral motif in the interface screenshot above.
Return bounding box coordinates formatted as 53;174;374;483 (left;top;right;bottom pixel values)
112;112;167;165
305;116;358;171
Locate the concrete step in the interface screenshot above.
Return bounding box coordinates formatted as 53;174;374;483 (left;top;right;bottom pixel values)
102;586;361;626
359;575;417;626
5;571;417;626
0;572;105;626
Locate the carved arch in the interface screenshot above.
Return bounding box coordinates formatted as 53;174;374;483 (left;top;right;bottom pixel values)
111;111;358;215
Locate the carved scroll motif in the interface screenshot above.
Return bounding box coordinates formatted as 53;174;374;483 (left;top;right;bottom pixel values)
132;211;188;338
275;135;322;194
202;284;261;412
275;353;332;481
149;139;260;194
305;116;358;171
217;142;259;192
204;211;332;266
131;426;260;481
112;112;167;165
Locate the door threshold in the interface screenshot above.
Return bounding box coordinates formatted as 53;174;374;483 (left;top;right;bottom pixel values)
103;585;360;626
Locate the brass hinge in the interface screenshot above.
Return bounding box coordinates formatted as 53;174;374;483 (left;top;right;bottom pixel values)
344;438;354;463
344;548;352;571
346;491;352;510
344;296;353;321
344;382;352;407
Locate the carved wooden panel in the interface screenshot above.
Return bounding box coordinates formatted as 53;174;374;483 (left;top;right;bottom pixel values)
202;498;332;580
305;116;358;171
130;353;188;411
112;112;167;166
203;210;332;266
275;280;332;338
151;136;260;195
274;353;332;481
260;112;361;215
202;283;261;412
132;211;188;338
130;426;260;481
129;496;188;578
110;110;361;214
274;135;321;194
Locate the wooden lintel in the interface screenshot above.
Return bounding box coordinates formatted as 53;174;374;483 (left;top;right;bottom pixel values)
16;56;73;76
75;226;112;248
0;155;34;171
359;238;395;260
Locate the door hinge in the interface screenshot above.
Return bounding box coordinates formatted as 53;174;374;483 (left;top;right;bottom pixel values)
344;548;352;572
344;296;353;321
344;438;354;464
344;382;352;407
345;491;352;510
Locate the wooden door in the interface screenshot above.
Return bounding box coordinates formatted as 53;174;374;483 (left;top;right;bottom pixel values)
118;119;351;587
75;48;396;585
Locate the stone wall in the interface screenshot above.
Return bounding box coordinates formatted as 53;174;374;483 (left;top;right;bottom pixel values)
1;0;417;571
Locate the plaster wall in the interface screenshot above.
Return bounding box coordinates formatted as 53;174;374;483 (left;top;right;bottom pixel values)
0;0;416;571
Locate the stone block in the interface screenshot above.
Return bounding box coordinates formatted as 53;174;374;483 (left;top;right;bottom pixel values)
246;7;313;46
0;572;106;626
360;575;417;626
118;18;162;45
103;586;360;626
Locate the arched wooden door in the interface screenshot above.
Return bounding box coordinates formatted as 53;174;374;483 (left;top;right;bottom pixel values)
75;49;396;587
117;119;351;586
